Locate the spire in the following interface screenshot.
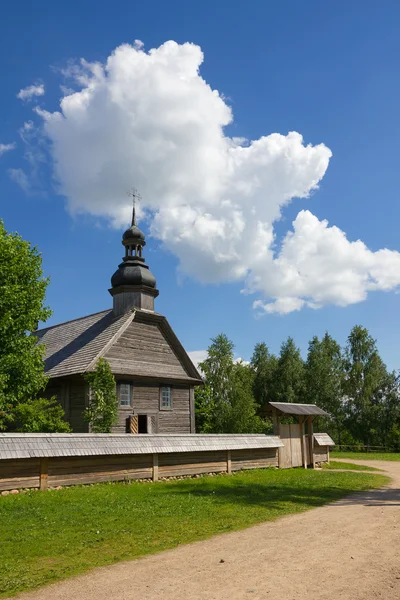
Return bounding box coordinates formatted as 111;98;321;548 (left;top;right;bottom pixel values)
109;189;159;316
128;187;141;227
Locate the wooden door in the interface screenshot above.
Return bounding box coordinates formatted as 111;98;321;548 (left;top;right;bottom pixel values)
278;424;292;468
279;423;303;468
289;424;303;467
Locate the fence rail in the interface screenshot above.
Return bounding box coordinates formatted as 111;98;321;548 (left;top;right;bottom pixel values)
334;444;395;453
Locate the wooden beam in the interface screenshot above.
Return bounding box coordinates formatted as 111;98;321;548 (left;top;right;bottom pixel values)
272;407;279;435
39;458;48;491
299;416;307;469
152;453;159;482
189;387;196;433
308;416;315;469
226;450;232;474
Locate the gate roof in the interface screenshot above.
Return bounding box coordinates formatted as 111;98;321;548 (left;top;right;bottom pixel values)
267;402;330;417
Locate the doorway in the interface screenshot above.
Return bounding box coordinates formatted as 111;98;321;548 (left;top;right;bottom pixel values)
138;414;148;434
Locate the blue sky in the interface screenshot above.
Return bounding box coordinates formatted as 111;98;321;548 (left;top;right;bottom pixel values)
1;1;400;368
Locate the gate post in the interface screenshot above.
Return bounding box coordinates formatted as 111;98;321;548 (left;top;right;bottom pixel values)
308;416;315;469
299;417;307;469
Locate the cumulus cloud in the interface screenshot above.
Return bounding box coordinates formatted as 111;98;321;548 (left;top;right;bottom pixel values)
0;142;15;157
33;40;400;313
17;83;45;101
188;350;208;371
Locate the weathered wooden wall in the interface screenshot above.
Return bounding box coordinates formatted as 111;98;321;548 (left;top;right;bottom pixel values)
0;447;278;491
104;319;190;380
313;445;329;463
112;384;191;434
0;458;40;491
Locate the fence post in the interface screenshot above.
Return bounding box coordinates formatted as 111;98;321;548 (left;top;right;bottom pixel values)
39;458;48;491
226;450;232;474
152;453;159;482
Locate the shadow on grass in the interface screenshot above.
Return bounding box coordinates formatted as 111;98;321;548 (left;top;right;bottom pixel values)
151;475;386;511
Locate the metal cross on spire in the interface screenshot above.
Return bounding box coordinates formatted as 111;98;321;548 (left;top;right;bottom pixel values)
127;187;142;226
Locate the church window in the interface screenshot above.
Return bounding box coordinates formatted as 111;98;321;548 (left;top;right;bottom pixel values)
160;386;172;410
119;383;131;407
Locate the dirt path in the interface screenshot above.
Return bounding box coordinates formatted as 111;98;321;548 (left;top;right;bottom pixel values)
17;460;400;600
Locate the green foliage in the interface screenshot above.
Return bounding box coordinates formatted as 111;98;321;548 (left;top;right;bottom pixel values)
0;220;64;431
0;469;388;597
8;398;71;433
197;334;265;433
305;333;346;443
251;342;278;409
198;324;400;449
194;383;216;433
84;358;118;433
343;326;391;446
274;337;305;403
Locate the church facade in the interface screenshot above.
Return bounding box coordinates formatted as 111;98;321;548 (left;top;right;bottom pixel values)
36;206;203;433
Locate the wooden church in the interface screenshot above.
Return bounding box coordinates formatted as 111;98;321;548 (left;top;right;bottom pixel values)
35;204;203;433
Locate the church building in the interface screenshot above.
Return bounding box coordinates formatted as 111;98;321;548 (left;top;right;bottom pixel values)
35;205;203;433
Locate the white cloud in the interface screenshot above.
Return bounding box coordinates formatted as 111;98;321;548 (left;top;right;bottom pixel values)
188;350;249;371
188;350;208;371
8;168;30;192
32;40;400;313
251;210;400;313
17;83;45;101
0;143;16;157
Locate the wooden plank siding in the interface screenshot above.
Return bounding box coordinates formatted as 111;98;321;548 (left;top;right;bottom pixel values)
0;447;278;491
104;320;190;380
313;446;329;463
47;454;153;486
0;458;40;491
231;448;278;470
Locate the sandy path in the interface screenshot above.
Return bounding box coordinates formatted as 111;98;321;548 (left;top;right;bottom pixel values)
16;460;400;600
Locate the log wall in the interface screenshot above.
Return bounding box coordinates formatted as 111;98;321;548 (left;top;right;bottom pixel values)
0;447;278;491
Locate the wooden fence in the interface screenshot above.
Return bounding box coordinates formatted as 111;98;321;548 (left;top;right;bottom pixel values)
0;434;283;492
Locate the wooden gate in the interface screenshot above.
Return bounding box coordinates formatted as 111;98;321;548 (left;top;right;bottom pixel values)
278;424;303;468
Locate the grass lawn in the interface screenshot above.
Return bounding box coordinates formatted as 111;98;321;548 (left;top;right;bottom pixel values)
331;451;400;461
0;468;389;598
322;460;381;472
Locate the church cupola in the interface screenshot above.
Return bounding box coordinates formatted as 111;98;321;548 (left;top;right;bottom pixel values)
109;195;159;316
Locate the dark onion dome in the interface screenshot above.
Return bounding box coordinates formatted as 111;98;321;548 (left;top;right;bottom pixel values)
111;261;156;288
122;224;146;244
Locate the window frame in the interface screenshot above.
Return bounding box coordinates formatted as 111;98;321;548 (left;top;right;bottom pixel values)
159;385;172;411
118;382;133;409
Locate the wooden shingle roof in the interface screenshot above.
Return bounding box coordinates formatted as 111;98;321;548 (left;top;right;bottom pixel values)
314;433;335;446
35;309;133;378
35;309;203;383
0;433;284;459
268;402;329;417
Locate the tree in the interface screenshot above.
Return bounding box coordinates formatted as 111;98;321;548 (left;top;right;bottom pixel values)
273;337;305;403
84;358;118;433
10;398;71;433
305;333;345;443
343;325;389;446
251;342;278;409
198;334;235;432
0;220;66;431
196;334;265;433
226;361;266;433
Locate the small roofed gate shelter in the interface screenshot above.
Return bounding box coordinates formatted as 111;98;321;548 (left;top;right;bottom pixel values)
267;402;335;469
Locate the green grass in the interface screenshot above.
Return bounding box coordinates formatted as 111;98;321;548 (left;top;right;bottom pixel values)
0;469;389;598
331;451;400;461
322;460;381;472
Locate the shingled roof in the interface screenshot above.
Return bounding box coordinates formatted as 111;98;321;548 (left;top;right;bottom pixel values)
0;433;284;460
267;402;330;417
35;309;202;382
